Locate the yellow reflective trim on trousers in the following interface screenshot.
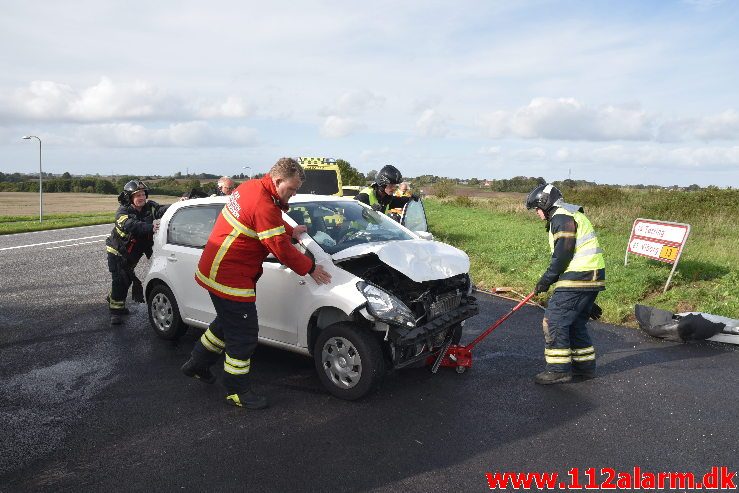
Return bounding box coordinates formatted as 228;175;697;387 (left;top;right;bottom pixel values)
571;346;595;355
195;270;256;298
204;328;225;349
224;362;251;375
226;354;250;368
545;348;572;356
200;333;223;354
225;354;251;376
221;208;258;238
209;228;239;279
226;394;242;407
200;328;225;353
572;354;596;362
553;280;606;289
258;225;286;240
545;356;572;364
106;245;121;255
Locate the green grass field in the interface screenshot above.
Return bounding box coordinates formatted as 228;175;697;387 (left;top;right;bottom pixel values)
425;189;739;326
0;212;116;234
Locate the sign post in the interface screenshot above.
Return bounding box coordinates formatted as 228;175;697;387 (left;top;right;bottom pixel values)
625;218;691;293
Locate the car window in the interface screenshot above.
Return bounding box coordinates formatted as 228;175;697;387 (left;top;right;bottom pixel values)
301;169;340;195
167;204;223;248
288;200;414;254
402;199;428;232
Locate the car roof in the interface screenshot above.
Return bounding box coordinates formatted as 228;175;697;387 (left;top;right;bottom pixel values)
168;193;356;212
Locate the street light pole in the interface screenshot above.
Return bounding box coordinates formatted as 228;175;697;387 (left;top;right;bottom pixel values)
22;135;43;223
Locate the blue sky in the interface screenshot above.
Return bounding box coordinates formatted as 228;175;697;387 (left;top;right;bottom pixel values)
2;0;738;186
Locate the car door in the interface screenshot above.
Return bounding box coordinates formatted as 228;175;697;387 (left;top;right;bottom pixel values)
163;204;222;323
401;198;429;233
256;248;310;345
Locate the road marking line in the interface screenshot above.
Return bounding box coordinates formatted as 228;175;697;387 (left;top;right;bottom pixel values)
46;239;106;250
0;234;108;251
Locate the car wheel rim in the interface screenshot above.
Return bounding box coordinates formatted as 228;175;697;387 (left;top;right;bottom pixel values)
321;336;362;389
151;292;173;332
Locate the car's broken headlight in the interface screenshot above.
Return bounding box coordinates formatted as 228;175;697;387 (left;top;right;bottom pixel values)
357;281;416;327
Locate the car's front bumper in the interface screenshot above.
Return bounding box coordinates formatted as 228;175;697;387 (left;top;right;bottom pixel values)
387;296;479;369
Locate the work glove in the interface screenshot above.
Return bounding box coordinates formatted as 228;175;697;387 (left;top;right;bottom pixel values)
371;204;384;212
589;302;603;320
534;281;550;294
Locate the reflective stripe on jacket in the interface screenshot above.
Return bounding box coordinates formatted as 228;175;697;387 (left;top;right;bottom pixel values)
105;201;168;261
547;208;605;291
195;175;314;302
358;186;389;213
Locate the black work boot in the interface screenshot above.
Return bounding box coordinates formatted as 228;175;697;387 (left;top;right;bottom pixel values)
181;358;216;384
572;368;596;380
226;391;268;410
225;376;268;410
105;296;130;314
534;371;572;385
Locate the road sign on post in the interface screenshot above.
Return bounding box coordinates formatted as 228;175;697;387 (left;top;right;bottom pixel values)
625;218;691;293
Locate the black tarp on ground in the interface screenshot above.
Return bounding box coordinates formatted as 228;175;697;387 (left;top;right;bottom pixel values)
635;304;726;342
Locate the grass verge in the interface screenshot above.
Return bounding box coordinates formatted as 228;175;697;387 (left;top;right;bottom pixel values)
0;213;115;235
426;194;739;326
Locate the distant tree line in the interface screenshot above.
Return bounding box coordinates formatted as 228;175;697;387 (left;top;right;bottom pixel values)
0;168;729;196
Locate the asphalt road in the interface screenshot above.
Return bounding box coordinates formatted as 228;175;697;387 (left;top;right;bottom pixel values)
1;225;737;492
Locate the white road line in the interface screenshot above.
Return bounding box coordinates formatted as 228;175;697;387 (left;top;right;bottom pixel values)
46;239;106;250
0;234;108;251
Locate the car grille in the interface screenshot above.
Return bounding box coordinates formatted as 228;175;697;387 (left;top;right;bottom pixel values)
428;291;462;320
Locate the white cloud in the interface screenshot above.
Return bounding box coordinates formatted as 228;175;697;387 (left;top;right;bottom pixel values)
478;98;654;141
0;78;254;123
320;116;361;138
478;146;501;156
196;96;256;119
415;109;450;137
329;90;385;116
79;121;259;147
658;110;739;142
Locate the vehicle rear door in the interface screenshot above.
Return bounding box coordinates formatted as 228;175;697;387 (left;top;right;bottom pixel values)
162;204;222;323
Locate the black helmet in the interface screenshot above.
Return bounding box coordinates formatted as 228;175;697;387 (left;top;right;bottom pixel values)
375;165;402;187
525;184;562;212
118;180;149;205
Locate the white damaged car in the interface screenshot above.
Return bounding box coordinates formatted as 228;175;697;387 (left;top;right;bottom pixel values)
144;194;478;399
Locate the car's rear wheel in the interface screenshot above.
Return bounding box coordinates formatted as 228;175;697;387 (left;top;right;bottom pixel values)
148;284;187;340
314;323;385;400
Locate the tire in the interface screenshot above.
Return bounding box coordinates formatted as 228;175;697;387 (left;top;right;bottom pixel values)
313;322;385;400
147;283;187;340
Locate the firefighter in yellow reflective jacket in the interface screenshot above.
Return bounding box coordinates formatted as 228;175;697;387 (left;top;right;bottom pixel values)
526;184;605;385
356;165;417;216
105;180;169;326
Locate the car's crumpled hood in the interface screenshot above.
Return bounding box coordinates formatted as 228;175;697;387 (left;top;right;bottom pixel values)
331;239;470;282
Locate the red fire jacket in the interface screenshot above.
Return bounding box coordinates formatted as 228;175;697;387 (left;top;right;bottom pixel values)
195;175;314;302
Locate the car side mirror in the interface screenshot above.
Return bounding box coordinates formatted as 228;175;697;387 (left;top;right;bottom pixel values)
415;231;433;241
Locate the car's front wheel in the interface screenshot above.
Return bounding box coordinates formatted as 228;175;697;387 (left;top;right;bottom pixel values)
147;283;187;340
314;323;385;400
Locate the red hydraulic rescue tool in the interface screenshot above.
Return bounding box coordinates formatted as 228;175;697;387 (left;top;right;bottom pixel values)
430;291;536;374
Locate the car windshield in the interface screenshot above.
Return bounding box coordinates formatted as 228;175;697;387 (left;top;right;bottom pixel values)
287;200;414;254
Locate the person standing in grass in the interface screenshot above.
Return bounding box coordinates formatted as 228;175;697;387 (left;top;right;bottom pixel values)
525;184;605;385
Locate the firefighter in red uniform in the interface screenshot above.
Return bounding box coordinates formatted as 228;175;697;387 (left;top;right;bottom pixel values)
181;157;332;409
